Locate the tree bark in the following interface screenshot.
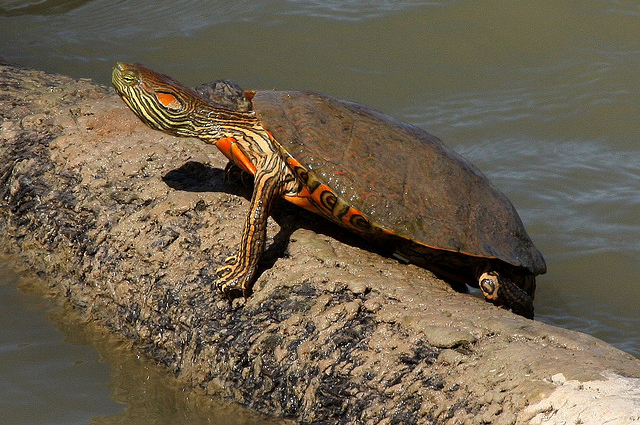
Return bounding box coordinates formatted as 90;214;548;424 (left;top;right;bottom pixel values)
1;61;639;424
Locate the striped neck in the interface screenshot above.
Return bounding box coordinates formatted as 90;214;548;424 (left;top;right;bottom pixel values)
112;62;258;141
172;101;261;141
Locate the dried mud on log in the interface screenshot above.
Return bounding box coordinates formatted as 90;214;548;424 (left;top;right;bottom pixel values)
1;61;639;424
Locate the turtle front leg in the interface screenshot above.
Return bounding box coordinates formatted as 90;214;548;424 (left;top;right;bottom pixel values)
478;271;534;319
215;156;285;298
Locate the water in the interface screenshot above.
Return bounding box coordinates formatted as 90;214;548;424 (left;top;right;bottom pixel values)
0;263;281;424
1;0;639;419
0;264;121;424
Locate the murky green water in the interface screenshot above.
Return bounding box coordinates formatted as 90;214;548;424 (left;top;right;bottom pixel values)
0;263;283;424
1;0;639;421
0;264;121;424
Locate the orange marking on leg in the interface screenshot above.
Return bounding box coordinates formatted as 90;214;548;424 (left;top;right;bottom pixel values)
215;137;256;175
340;207;363;227
215;137;235;159
283;192;320;214
309;183;334;212
286;157;302;170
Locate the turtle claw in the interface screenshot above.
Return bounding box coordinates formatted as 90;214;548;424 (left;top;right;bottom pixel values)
215;276;251;299
223;255;237;265
214;257;253;299
215;266;233;280
215;278;244;300
215;255;239;278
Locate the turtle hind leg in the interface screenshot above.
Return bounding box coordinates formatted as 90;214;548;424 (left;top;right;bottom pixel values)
215;156;285;298
478;271;534;319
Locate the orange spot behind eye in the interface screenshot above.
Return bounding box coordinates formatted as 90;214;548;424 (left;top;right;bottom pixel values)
156;92;182;110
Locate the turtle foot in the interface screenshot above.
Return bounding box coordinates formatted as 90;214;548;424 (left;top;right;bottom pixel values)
214;258;253;299
224;161;253;187
479;271;534;319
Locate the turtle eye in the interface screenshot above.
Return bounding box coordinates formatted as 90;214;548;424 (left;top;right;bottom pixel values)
155;91;184;111
121;70;138;86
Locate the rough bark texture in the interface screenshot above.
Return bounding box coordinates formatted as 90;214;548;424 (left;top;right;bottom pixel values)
1;61;639;424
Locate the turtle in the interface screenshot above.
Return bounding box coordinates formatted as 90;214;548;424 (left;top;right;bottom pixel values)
112;62;546;318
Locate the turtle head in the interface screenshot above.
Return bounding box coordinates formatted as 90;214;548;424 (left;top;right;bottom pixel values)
479;270;534;319
112;62;211;138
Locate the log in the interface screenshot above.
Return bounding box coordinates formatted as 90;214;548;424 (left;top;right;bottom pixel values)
1;61;639;424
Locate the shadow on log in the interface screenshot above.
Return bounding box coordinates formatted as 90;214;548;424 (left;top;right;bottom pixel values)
1;61;639;424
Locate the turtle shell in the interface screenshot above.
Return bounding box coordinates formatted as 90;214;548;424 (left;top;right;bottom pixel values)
251;90;546;279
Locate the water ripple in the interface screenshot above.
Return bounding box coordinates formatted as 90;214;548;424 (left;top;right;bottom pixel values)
280;0;441;21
